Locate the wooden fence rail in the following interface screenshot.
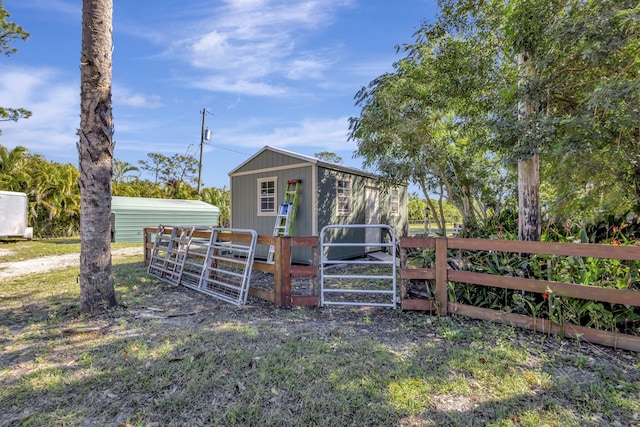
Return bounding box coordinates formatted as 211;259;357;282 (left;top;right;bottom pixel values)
143;227;319;309
399;237;640;352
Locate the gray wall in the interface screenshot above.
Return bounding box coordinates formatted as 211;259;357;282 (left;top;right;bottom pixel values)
231;165;314;263
316;168;408;260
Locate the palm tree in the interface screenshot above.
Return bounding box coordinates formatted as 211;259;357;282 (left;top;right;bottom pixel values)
112;158;139;184
78;0;116;313
0;145;29;190
0;144;28;172
200;186;231;227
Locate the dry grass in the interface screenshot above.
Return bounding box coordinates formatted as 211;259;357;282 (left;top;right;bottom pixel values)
1;250;639;426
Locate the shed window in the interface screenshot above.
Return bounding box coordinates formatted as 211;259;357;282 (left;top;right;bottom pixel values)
390;188;399;216
336;179;351;216
258;177;277;215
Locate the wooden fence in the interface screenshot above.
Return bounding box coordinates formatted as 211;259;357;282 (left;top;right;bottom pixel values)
399;237;640;352
142;227;640;352
143;227;319;309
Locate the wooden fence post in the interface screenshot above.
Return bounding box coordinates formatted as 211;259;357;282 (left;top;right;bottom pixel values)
312;242;320;297
274;237;292;308
435;237;448;315
143;227;151;265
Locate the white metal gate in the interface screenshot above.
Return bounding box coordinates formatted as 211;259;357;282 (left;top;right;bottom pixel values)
320;224;397;308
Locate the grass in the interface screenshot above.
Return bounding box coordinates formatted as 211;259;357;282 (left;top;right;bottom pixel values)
408;223;458;237
0;237;140;262
1;240;639;426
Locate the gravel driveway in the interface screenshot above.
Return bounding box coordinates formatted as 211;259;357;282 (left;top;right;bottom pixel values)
0;246;143;280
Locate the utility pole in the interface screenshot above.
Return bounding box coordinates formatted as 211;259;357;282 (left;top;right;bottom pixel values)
197;108;212;194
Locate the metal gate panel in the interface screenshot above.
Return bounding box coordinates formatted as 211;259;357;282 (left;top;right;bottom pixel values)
198;228;258;306
320;224;397;308
176;227;215;290
147;225;195;285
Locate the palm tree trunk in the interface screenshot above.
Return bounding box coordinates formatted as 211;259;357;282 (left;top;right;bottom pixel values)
78;0;116;313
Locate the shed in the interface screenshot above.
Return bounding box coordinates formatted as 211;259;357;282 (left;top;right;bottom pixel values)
111;196;220;243
228;146;409;263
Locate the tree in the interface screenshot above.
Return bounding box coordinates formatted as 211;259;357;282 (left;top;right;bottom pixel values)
138;152;169;184
0;2;31;130
0;145;82;237
24;158;80;237
314;151;343;165
166;153;198;187
112;178;164;198
349;27;510;235
0;144;28;176
406;0;640;237
112;158;139;183
200;186;231;227
78;0;116;313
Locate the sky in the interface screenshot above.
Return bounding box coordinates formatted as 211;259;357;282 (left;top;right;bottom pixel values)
1;0;438;190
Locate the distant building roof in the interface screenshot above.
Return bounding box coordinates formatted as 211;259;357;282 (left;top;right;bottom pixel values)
112;196;219;212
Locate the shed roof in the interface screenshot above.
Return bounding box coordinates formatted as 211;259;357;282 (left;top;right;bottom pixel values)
228;145;379;179
112;196;220;212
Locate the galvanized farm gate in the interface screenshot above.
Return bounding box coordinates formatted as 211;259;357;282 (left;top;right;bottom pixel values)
319;224;397;308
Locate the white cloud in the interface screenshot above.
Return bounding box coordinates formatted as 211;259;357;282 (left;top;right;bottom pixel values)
7;0;80;19
218;116;353;151
224;0;268;11
114;86;163;108
286;57;330;80
191;76;287;97
0;66;78;157
164;0;355;95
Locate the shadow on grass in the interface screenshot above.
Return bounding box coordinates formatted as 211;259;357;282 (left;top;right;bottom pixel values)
0;259;638;426
42;238;82;245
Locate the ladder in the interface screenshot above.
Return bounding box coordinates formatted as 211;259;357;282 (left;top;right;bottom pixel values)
267;179;301;263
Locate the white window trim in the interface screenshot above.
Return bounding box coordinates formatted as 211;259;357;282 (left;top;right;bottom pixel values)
336;178;352;217
390;187;399;217
257;176;277;216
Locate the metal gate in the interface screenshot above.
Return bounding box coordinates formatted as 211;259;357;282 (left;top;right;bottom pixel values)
147;225;200;286
320;224;397;308
197;228;257;306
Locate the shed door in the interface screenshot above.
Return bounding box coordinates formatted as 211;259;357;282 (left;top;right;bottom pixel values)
365;187;380;251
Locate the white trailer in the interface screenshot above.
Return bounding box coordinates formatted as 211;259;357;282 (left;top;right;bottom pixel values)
0;191;33;239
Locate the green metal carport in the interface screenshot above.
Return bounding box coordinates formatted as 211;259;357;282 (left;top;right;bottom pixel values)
111;196;220;243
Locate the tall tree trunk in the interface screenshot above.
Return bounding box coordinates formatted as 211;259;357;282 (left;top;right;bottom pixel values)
517;52;540;241
518;154;540;241
78;0;116;313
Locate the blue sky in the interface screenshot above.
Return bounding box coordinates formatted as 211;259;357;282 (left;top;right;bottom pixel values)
1;0;437;189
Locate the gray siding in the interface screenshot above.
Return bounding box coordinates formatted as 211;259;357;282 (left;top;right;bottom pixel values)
317;168;370;260
379;185;410;238
229;146;409;263
316;167;408;260
233;150;308;174
231;165;313;263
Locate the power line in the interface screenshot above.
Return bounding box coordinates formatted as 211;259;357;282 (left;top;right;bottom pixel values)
212;145;251;157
